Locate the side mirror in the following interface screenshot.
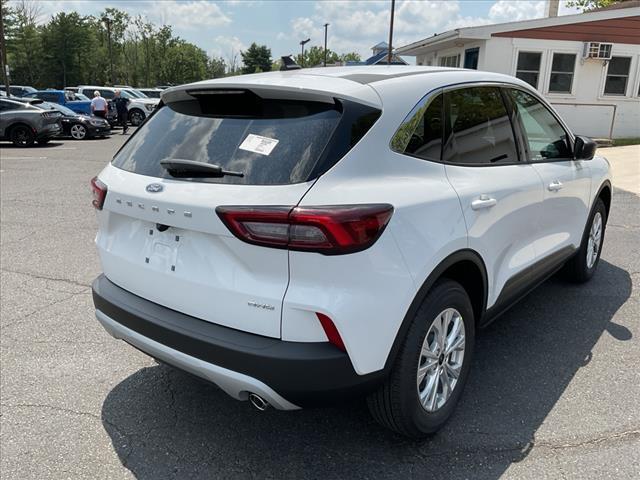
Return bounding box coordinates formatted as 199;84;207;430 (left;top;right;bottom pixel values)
574;135;597;160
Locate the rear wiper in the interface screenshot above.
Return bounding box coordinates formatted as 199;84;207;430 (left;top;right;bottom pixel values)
160;159;244;178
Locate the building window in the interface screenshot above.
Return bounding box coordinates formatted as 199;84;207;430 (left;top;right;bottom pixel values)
549;53;576;93
515;52;542;89
604;56;631;96
439;54;460;68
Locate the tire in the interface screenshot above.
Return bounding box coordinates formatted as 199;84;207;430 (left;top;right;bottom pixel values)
367;279;475;438
562;198;607;283
10;125;35;147
128;109;145;126
70;123;87;140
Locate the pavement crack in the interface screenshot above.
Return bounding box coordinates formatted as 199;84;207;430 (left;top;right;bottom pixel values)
0;268;91;288
533;428;640;451
1;289;91;330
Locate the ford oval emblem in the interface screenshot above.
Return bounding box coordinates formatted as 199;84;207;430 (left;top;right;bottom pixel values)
146;183;164;193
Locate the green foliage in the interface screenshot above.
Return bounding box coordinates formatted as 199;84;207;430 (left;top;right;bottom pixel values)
240;43;272;75
295;45;340;67
565;0;621;11
339;52;361;63
3;6;235;87
2;5;374;86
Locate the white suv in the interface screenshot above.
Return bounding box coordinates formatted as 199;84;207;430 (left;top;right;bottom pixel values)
91;67;611;437
78;86;158;126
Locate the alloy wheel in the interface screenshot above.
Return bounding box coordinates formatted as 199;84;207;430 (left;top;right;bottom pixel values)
586;211;603;269
129;111;144;126
417;308;466;413
70;124;87;140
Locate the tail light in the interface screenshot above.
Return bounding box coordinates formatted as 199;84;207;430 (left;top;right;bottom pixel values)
216;204;393;255
90;177;107;210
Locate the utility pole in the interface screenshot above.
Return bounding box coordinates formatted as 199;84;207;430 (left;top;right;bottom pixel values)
0;3;10;94
102;16;114;85
323;23;329;67
387;0;395;65
299;38;310;67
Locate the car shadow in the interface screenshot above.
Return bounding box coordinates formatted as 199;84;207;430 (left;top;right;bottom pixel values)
100;258;632;479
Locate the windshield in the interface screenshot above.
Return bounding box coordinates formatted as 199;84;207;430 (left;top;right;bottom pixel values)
75;93;90;101
123;89;144;98
120;90;135;99
112;100;342;185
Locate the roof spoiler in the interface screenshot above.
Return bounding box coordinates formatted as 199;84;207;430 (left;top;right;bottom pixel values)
280;55;301;71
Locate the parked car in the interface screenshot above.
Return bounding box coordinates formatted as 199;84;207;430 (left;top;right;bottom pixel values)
138;88;163;98
0;85;37;97
0;97;61;146
48;103;111;140
90;67;611;438
23;89;92;115
77;86;157;126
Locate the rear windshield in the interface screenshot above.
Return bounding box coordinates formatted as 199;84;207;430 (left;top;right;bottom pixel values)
112;93;379;185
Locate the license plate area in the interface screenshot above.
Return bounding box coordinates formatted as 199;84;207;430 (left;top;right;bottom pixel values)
142;226;183;273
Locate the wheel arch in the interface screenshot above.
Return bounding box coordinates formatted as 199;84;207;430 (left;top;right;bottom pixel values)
596;180;612;220
383;249;488;371
7;122;34;136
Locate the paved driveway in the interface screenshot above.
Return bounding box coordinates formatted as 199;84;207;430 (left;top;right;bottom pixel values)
1;137;638;479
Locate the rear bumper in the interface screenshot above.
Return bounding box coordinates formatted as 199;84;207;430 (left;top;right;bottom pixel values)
88;125;111;136
92;275;385;408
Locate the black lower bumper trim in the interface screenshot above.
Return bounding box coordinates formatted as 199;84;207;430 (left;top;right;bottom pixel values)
92;275;385;406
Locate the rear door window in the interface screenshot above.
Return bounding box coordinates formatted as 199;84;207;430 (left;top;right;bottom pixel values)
112;94;378;185
442;86;519;165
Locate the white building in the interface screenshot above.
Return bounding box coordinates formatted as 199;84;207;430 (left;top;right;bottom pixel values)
396;3;640;139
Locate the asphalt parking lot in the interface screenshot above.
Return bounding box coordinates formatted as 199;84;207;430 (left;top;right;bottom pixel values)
1;134;639;479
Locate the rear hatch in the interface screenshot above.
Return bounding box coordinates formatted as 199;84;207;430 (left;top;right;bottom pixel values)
96;84;380;338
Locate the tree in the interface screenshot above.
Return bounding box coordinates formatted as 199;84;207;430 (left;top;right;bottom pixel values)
340;52;361;63
207;56;226;78
240;43;271;74
4;1;43;86
40;12;89;87
295;45;340;67
2;7;240;87
565;0;625;10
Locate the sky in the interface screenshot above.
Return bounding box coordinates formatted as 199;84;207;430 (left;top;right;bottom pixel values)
31;0;581;62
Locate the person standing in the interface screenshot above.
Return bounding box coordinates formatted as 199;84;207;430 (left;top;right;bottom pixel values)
90;90;108;119
113;89;130;134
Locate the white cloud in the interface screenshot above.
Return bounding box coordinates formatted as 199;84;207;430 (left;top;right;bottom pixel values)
208;35;247;61
488;0;545;22
153;1;231;29
35;0;231;29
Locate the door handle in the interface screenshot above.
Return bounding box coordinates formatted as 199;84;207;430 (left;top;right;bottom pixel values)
548;180;564;192
471;195;497;210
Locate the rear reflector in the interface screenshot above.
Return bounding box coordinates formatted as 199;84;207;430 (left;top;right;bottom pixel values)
316;313;346;352
216;204;393;255
90;177;107;210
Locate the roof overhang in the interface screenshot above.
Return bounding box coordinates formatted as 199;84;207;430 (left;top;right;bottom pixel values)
397;6;640;56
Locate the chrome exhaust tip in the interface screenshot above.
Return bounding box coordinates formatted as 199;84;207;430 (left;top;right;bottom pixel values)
248;393;270;411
